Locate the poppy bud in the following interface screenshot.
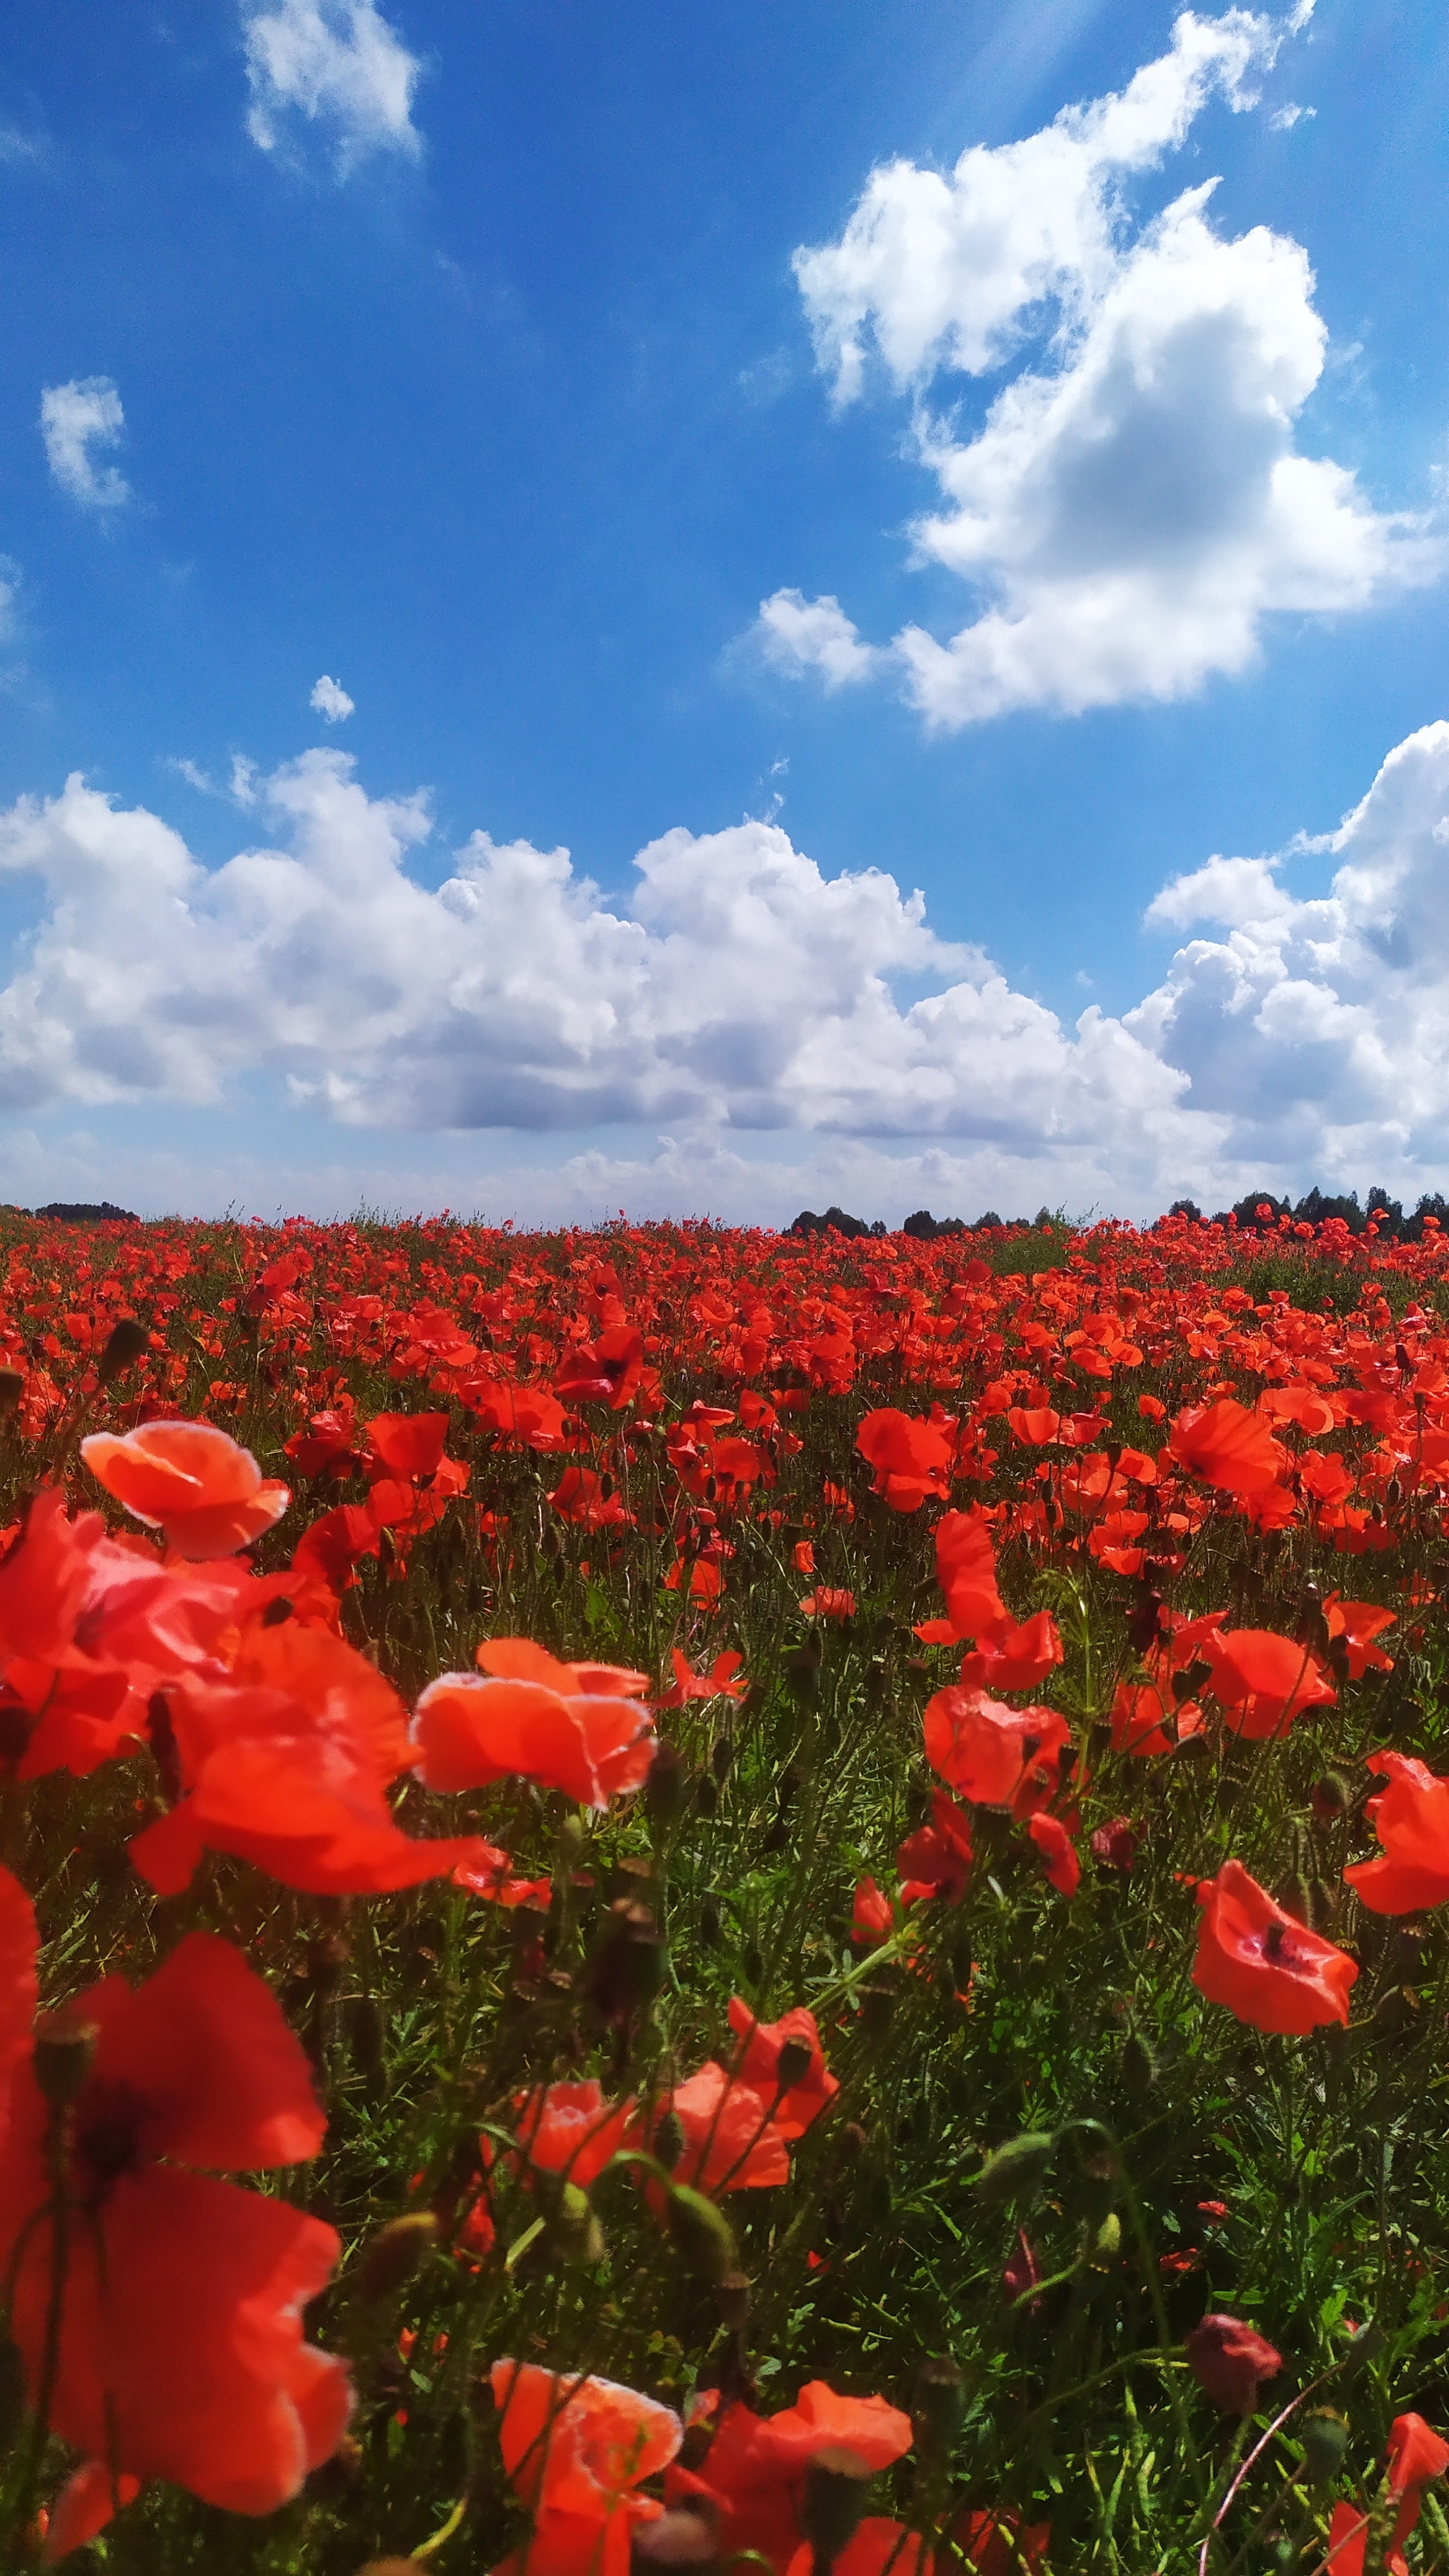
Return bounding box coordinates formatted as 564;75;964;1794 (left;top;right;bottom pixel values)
974;2131;1055;2206
913;2356;965;2456
1092;2212;1121;2263
584;1898;664;2021
711;1733;734;1780
1300;2410;1349;2485
652;2107;685;2174
0;1369;23;1418
801;2448;872;2567
549;2180;605;2267
1120;2032;1156;2097
96;1316;150;1385
717;2269;751;2330
555;1812;587;1869
32;2011;98;2113
665;2183;737;2286
631;2502;721;2568
694;1776;720;1819
354;2212;439;2304
1310;1771;1353;1824
699;1899;722;1948
350;1996;387;2088
1185;2314;1282;2415
645;1743;692;1827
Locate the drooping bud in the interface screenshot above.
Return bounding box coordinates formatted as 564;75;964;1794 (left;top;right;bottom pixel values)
1120;2031;1156;2098
717;2270;751;2330
800;2448;872;2568
32;2010;98;2115
1300;2410;1349;2486
912;2356;965;2456
653;2108;686;2174
645;1742;692;1828
665;2184;737;2286
974;2131;1055;2206
96;1317;150;1385
1310;1771;1353;1825
584;1898;664;2022
354;2212;439;2304
549;2180;605;2267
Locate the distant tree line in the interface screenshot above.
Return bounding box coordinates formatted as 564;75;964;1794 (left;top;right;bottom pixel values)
790;1189;1449;1243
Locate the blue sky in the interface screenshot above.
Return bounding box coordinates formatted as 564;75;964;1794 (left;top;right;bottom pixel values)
0;0;1445;1223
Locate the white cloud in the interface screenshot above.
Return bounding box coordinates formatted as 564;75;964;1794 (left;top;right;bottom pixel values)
759;10;1438;727
40;379;129;511
0;723;1448;1216
242;0;422;172
311;673;355;721
754;590;882;689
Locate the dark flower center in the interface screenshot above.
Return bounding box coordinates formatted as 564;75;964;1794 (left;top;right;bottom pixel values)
73;2078;148;2208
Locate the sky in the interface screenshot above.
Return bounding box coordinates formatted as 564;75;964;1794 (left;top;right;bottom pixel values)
0;0;1446;1227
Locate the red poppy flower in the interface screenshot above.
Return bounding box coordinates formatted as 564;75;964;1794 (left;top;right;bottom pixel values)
1169;1400;1286;1497
897;1789;974;1905
0;1876;349;2515
1090;1816;1139;1873
1388;2410;1449;2495
668;2382;913;2575
511;2081;635;2187
726;1999;838;2139
855;1408;955;1511
642;2063;790;2194
412;1641;654;1810
471;1381;574;1452
490;2359;681;2576
1027;1812;1080;1895
659;1648;749;1708
1324;1595;1396;1677
954;2509;1051;2574
1007;1407;1060;1445
1344;1752;1449;1913
1201;1628;1336;1740
786;2524;930;2576
913;1511;1005;1646
851;1875;894;1943
923;1687;1072;1818
81;1421;290;1559
959;1610;1062;1694
799;1588;856;1620
129;1629;492;1898
1184;2315;1282;2414
548;1467;633;1530
554;1324;645;1409
1192;1860;1357;2033
451;1843;552;1908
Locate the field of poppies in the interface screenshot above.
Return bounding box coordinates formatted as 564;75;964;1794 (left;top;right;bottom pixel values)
0;1201;1446;2573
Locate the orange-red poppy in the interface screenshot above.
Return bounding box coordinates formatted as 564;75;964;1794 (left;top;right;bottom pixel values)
1192;1859;1357;2033
81;1421;290;1559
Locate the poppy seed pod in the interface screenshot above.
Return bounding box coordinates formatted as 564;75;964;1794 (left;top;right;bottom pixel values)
665;2183;737;2285
801;2447;873;2566
32;2011;98;2113
96;1315;150;1385
354;2212;439;2304
974;2131;1055;2205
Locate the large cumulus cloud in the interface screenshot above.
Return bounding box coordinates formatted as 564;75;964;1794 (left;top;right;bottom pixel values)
755;8;1439;727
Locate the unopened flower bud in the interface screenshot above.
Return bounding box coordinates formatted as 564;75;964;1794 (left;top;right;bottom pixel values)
549;2180;605;2266
974;2131;1055;2205
801;2448;872;2567
32;2011;98;2114
354;2212;439;2304
665;2183;737;2286
717;2269;751;2330
653;2108;686;2174
584;1898;664;2021
0;1369;23;1419
1120;2032;1156;2098
1310;1771;1353;1825
1300;2410;1349;2486
96;1317;150;1385
912;2356;965;2456
645;1742;692;1827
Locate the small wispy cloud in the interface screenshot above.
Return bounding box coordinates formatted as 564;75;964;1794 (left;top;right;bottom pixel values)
40;378;129;511
311;673;355;722
242;0;424;174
